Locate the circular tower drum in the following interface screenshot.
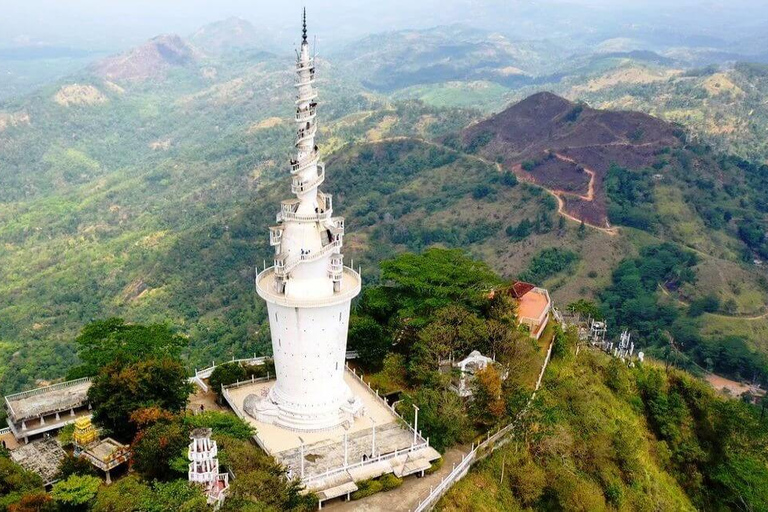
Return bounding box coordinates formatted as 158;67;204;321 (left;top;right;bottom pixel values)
246;11;364;432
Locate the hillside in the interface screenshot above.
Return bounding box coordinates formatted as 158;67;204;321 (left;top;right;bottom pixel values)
560;62;768;164
332;25;568;93
188;17;265;55
452;91;680;226
437;347;768;511
3;25;768;400
91;34;201;82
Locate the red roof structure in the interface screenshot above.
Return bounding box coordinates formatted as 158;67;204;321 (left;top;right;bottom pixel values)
509;281;535;299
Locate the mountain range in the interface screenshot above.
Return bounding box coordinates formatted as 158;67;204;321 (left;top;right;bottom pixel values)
2;18;768;397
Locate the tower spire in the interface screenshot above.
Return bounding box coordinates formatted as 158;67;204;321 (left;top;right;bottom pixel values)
302;7;308;44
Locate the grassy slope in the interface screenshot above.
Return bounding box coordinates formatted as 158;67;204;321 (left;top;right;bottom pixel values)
438;350;695;511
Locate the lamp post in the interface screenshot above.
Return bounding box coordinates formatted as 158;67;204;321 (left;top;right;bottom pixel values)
370;416;376;457
412;404;420;446
298;436;305;479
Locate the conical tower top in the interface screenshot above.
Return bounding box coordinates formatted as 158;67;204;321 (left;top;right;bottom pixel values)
302;8;308;44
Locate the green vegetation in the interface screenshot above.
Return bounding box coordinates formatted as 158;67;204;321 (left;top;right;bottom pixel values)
0;318;315;511
519;247;579;283
600;243;768;384
353;249;545;452
438;340;768;511
51;475;101;510
605;164;657;231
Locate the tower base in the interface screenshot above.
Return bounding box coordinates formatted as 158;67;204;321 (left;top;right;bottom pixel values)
243;383;366;432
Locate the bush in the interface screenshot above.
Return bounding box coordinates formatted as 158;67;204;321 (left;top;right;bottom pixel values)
183;411;254;440
521;160;536;172
501;172;518;187
519;248;579;283
351;479;384;500
209;363;247;395
379;473;403;491
425;457;444;475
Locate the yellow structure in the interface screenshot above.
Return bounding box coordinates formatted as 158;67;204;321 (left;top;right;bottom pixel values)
73;417;98;447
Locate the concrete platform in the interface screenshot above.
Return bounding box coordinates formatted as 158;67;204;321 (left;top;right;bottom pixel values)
225;368;440;507
226;371;401;455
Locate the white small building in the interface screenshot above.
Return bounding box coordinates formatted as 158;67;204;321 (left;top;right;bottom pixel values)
450;351;497;398
188;428;229;508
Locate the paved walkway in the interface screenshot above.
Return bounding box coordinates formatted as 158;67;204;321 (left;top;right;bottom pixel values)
323;446;467;512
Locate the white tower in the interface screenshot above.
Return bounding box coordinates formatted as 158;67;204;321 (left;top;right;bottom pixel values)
246;10;364;432
188;428;229;506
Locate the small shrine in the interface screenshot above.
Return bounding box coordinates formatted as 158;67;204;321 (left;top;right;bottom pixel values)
188;428;229;508
73;417;130;484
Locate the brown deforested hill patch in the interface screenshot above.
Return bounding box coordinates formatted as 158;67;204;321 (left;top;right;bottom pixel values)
92;34;199;82
455;92;682;226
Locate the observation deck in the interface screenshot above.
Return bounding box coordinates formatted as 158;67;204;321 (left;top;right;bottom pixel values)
256;266;361;308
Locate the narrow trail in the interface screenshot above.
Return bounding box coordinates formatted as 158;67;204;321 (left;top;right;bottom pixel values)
370;136;619;236
552;152;596;202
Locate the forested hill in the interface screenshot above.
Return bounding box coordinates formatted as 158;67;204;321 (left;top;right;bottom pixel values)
450;91;680;226
2;23;768;401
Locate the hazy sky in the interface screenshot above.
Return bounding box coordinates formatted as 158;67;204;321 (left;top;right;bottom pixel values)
0;0;765;51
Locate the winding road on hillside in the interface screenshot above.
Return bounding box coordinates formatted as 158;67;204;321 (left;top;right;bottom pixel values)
368;135;619;236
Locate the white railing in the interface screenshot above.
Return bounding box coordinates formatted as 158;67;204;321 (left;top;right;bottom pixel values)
294;75;315;88
295;90;319;105
256;266;362;309
291;165;324;195
264;364;430;486
411;335;556;512
295;124;317;146
193;356;270;381
295;106;316;123
305;439;431;487
274;238;341;278
296;58;314;72
5;377;92;422
290;150;318;174
0;427;10;436
5;377;91;402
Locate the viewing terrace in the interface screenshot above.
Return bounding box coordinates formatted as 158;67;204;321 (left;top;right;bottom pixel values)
4;377;92;443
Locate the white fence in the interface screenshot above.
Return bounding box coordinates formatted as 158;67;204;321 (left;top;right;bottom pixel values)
411;336;556;512
191;352;359;392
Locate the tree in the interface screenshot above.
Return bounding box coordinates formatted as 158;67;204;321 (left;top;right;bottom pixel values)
470;366;506;428
348;315;390;372
7;492;56;512
131;419;188;482
51;474;101;510
400;388;474;452
88;358;192;441
69;318;187;378
183;411;254;441
56;454;98;480
409;306;487;385
0;457;44;510
360;248;500;328
208;363;247;396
